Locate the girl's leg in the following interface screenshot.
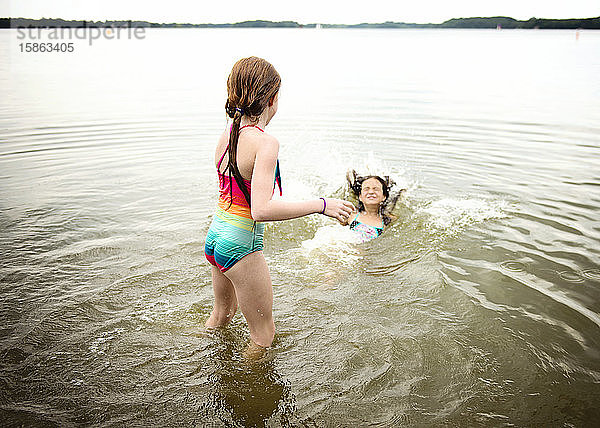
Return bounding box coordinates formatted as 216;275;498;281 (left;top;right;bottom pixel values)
205;265;238;327
224;251;275;348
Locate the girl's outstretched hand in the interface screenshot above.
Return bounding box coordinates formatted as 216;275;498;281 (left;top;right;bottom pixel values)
322;198;355;224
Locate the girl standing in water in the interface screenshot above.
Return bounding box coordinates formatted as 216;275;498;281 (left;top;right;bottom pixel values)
204;57;355;353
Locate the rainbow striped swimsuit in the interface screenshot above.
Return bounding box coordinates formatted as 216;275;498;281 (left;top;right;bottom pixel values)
204;125;281;272
204;172;263;272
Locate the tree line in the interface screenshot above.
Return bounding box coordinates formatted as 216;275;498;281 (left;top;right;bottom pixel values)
2;16;599;30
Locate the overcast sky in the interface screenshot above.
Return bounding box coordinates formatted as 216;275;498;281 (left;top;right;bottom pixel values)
2;0;599;25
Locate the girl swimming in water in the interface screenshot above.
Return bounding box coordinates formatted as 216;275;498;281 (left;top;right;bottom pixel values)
204;57;355;354
341;170;404;242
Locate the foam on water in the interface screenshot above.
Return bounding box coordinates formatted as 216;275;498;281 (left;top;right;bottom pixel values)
89;327;125;355
418;197;510;235
300;224;362;266
299;224;361;268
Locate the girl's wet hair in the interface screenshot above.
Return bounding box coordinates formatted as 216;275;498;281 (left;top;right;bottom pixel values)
346;170;403;226
222;56;281;207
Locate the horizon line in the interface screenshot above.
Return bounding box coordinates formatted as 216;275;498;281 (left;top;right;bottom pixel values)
3;15;600;27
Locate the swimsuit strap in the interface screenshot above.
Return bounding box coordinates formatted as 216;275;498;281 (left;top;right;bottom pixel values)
216;123;233;171
352;213;383;229
275;159;282;196
217;123;282;195
239;124;264;132
217;147;228;171
217;124;264;171
236;124;282;194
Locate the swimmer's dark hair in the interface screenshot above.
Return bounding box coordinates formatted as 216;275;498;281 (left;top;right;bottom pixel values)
346;170;404;226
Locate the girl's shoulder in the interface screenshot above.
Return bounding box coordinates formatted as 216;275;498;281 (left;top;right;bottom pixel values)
253;132;279;157
259;131;279;146
344;211;359;226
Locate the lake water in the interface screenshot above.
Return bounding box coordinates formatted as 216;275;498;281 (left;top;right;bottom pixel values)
1;27;599;426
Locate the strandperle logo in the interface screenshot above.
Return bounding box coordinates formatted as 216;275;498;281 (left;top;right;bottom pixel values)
16;21;146;46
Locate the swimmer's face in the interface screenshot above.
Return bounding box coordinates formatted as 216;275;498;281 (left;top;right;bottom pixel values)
359;177;386;206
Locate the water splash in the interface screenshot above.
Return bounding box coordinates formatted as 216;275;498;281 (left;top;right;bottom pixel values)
280;147;414;202
418;197;509;235
352;151;412;191
300;224;362;266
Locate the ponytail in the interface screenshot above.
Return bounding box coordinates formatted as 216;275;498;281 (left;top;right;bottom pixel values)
223;102;253;208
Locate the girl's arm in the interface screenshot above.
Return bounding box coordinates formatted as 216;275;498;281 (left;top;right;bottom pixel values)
250;135;354;222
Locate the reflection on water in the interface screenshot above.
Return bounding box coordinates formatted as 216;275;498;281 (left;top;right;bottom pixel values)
197;331;297;427
1;28;600;426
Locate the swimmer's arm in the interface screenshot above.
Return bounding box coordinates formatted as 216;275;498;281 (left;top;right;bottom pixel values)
251;136;353;222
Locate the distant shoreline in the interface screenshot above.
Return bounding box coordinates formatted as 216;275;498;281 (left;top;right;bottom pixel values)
1;16;599;30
